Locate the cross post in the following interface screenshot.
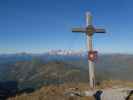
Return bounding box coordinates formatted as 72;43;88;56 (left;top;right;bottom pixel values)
72;12;106;89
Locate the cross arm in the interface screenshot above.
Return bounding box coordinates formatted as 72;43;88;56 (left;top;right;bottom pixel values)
72;28;86;33
95;28;106;33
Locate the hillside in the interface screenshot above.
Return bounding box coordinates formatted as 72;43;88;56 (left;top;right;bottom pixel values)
1;51;132;99
0;53;133;99
0;53;133;89
7;60;88;89
8;80;133;100
8;83;94;100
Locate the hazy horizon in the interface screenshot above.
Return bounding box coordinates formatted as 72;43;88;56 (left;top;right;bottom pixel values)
0;49;133;55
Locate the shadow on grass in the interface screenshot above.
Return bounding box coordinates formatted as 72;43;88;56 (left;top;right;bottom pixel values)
0;81;35;100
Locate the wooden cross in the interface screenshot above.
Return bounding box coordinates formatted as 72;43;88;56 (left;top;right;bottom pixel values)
72;12;106;89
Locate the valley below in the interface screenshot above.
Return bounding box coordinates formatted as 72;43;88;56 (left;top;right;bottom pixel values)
0;52;133;99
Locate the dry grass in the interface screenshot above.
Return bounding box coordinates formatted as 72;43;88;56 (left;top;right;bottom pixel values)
97;80;133;89
9;83;94;100
8;80;133;100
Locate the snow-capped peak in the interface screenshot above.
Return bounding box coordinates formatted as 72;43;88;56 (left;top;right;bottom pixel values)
47;50;85;56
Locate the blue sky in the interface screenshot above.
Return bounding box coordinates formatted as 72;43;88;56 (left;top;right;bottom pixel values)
0;0;133;53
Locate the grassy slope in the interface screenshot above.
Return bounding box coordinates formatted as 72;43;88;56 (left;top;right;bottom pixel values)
8;80;133;100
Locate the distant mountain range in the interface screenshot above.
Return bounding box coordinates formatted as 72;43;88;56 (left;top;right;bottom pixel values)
0;50;133;89
47;50;85;56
